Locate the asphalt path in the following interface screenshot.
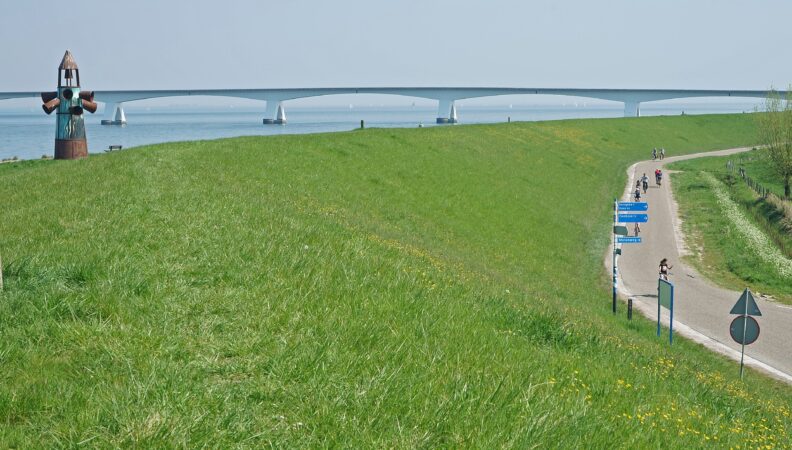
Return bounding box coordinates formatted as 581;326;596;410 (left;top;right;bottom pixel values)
614;147;792;383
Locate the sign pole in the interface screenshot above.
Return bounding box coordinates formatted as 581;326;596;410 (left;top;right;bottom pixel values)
739;287;748;379
612;198;618;314
729;288;762;380
669;282;674;345
739;324;747;379
656;281;661;337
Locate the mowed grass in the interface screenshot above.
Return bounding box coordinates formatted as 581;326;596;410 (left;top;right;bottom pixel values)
1;114;791;447
669;152;792;303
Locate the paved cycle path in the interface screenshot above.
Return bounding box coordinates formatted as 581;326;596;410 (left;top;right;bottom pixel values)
615;147;792;382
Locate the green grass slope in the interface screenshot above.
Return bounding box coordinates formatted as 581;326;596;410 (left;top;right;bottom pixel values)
669;152;792;302
1;115;790;448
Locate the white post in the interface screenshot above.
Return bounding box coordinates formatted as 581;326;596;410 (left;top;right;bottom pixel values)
263;99;283;124
623;101;641;117
114;104;127;124
436;99;454;123
101;103;127;125
275;103;287;124
102;102;117;123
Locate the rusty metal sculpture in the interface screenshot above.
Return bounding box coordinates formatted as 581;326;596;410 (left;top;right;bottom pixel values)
41;50;97;159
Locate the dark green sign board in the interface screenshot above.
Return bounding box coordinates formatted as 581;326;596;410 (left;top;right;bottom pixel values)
730;288;762;316
657;279;674;345
658;280;673;309
730;315;760;345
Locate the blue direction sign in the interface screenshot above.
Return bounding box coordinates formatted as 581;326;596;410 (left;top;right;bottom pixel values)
618;214;649;223
617;236;642;243
618;202;648;211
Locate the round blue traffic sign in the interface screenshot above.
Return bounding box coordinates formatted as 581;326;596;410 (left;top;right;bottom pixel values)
730;315;760;345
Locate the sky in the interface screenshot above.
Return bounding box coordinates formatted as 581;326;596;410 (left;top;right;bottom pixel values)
1;0;791;106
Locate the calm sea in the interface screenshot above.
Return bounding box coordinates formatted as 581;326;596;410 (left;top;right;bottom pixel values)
0;101;761;161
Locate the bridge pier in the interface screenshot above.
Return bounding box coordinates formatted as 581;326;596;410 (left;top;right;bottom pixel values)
436;99;458;124
100;102;127;125
623;101;641;117
262;100;287;124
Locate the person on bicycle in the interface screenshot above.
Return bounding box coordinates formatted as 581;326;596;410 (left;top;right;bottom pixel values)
641;173;649;193
659;258;673;281
652;148;657;160
634;188;642;202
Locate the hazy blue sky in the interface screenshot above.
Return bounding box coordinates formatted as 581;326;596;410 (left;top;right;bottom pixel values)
2;0;790;94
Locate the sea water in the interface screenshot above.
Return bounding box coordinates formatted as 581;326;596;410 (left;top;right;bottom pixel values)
0;101;761;161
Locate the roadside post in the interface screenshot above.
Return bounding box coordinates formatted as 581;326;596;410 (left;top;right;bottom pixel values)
612;199;619;314
612;200;648;314
729;288;762;379
657;279;674;345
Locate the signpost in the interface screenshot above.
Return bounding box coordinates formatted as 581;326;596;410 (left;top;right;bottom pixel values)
729;288;763;379
612;200;649;314
657;279;674;345
613;199;649;314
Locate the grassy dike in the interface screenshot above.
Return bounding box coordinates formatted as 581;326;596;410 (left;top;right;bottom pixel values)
1;114;790;447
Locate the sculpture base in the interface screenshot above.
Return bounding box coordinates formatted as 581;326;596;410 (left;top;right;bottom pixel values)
55;139;88;160
436;118;458;124
262;118;286;125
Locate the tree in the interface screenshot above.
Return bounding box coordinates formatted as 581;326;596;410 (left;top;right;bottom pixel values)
757;88;792;199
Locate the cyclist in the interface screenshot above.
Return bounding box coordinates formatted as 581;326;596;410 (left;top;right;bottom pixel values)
659;258;673;281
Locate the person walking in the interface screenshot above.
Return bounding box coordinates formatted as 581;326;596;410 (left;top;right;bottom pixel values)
633;221;641;236
659;258;673;281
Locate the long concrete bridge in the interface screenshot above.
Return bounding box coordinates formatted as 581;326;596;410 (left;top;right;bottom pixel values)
0;87;779;124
